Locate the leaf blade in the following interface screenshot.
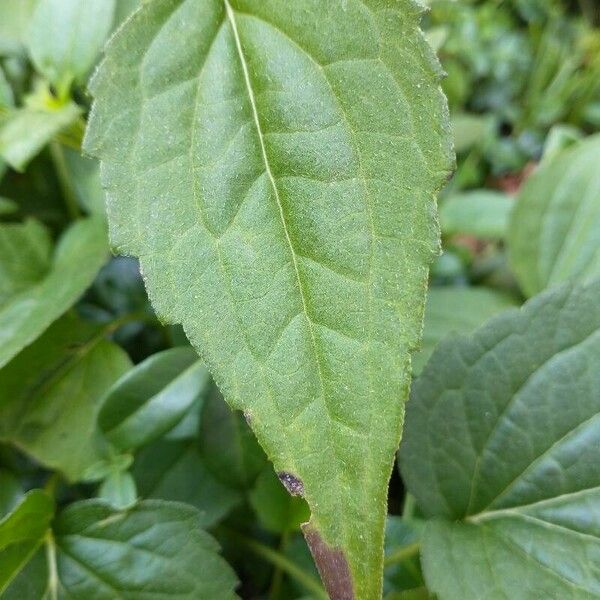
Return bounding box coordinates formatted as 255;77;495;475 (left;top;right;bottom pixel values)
85;1;453;595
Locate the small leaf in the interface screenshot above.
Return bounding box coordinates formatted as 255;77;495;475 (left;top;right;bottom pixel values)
250;467;310;534
52;500;239;599
440;190;513;240
0;101;81;171
62;148;106;216
28;0;116;93
400;279;600;600
384;517;423;595
84;1;453;594
0;490;54;594
0;313;132;480
0;216;108;368
133;438;242;528
99;347;210;452
508;134;600;296
98;470;137;509
413;286;518;374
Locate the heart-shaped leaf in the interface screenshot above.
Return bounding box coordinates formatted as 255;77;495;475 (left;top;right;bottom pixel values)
400;279;600;600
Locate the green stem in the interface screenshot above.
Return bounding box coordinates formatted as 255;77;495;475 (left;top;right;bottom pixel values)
268;529;290;599
384;542;420;567
45;531;59;600
49;141;81;220
225;530;327;599
402;494;416;520
43;472;61;498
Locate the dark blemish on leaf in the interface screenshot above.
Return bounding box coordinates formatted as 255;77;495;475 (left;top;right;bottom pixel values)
277;472;304;497
302;523;354;600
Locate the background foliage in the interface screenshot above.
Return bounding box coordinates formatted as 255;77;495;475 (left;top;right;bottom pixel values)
0;0;599;598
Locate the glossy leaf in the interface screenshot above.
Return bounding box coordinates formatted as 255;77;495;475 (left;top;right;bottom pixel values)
413;286;518;374
0;490;53;594
0;313;132;480
400;279;600;600
508;134;600;296
28;0;116;92
52;500;239;599
440;190;513;240
84;1;453;595
133;438;241;527
0;217;108;368
99;347;209;452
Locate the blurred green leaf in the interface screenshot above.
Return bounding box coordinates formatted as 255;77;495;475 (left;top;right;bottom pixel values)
199;389;267;491
98;470;137;509
0;471;23;519
451;113;489;154
384;517;424;594
28;0;115;93
0;100;81;172
0;0;38;55
250;467;310;534
99;347;209;452
133;439;242;528
440;190;513;240
0;490;53;594
62;148;105;216
0;218;52;305
413;286;518;375
401;279;600;600
0;217;108;368
509;134;600;296
0;313;132;480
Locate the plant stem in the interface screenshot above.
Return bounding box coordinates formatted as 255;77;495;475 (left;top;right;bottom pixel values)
384;542;421;567
268;529;290;599
224;529;327;599
43;472;61;497
45;531;59;600
49;141;81;220
402;493;416;519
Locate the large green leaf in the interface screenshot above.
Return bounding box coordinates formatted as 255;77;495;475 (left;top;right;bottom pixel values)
0;490;53;594
5;500;239;599
99;347;209;452
413;286;518;374
84;1;452;596
508;134;600;297
28;0;116;93
0;313;132;480
400;279;600;600
0;217;108;368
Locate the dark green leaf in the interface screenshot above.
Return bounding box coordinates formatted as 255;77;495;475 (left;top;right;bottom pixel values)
84;1;453;594
0;471;22;518
52;500;239;599
0;490;53;594
400;279;600;600
99;347;209;452
133;439;241;527
199;388;266;490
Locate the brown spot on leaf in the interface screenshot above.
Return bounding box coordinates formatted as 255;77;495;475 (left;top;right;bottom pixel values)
302;523;354;600
277;471;304;497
